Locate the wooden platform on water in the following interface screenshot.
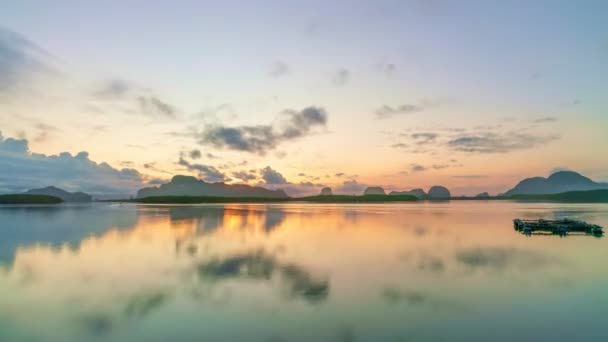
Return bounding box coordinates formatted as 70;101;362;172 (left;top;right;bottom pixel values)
513;218;604;237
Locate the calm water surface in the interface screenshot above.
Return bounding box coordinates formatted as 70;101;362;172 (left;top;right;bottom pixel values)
0;201;607;341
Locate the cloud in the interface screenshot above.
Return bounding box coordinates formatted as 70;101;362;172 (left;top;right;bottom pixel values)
375;104;423;119
138;95;175;118
410;164;427;172
93;79;131;98
189;149;202;159
455;247;555;271
411;132;439;144
451;175;488;179
198;106;327;155
0;27;58;93
447;132;559;153
336;179;365;194
377;62;397;78
196;250;329;303
0;132;144;197
232;170;258;182
534;116;558;123
177;156;226;183
196;103;236;122
332;68;350;86
408;162;452;173
93;78;177;119
268;61;289;77
32;122;61;143
261;166;287;184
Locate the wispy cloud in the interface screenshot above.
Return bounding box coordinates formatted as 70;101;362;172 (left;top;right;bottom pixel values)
375;104;423;119
534;116;558;123
92;78;177;119
177;156;227;183
332;68;350;86
268;61;289;77
447;132;559;153
0;27;60;94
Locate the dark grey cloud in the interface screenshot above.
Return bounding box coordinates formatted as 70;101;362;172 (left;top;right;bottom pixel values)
198;106;328;155
410;164;427;172
336;179;365;194
375;104;423;119
392;125;560;155
411;132;439;144
268;61;289;77
332;68;350;86
177;156;226;183
189;149;202;159
409;162;452;173
448;132;559;153
335;172;345;177
0;132;144;197
232;170;258;182
261;166;287;185
0;27;58;93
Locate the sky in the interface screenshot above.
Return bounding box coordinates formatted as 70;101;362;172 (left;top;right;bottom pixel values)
0;0;607;197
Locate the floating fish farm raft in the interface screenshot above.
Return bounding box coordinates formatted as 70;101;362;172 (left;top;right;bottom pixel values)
513;218;604;236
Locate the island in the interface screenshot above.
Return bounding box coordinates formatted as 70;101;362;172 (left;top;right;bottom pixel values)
137;194;418;204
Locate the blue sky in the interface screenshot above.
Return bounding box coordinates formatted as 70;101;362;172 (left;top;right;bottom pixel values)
0;0;607;197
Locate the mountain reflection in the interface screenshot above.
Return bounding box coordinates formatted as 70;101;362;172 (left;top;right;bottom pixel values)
0;204;137;265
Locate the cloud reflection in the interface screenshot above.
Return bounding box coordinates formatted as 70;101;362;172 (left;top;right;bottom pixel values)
196;250;329;303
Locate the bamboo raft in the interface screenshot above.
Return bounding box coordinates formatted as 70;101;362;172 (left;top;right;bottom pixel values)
513;218;604;237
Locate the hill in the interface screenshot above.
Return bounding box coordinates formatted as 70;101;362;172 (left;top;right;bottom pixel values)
504;171;608;196
24;186;92;202
510;189;608;203
137;194;418;204
0;194;63;204
137;175;289;199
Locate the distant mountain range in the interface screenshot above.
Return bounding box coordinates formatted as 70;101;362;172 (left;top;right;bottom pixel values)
24;186;92;202
137;175;289;198
503;171;608;196
389;186;451;199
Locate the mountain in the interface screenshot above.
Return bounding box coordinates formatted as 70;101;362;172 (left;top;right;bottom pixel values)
320;187;333;195
504;171;608;196
137;175;289;199
24;186;92;202
389;188;428;199
428;186;451;199
363;187;385;195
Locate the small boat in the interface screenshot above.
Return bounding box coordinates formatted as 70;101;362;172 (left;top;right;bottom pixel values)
513;218;603;237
